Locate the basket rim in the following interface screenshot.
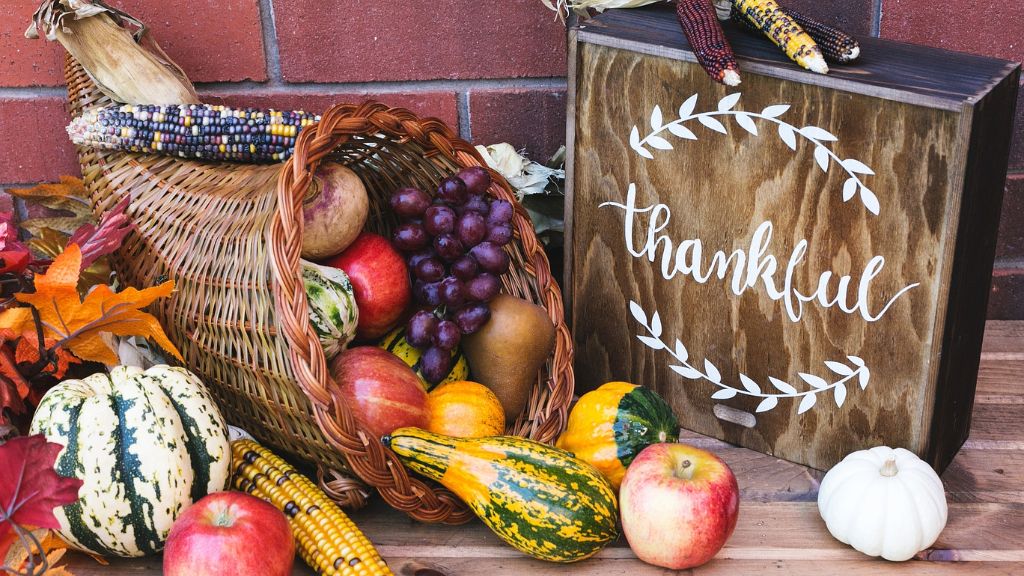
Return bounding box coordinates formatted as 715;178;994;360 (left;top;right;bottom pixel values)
268;100;575;524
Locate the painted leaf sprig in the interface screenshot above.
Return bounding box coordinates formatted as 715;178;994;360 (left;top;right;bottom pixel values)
0;245;182;366
631;93;880;215
0;435;83;566
630;300;870;415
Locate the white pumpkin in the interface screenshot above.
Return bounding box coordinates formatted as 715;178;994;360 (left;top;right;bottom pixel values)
818;446;948;561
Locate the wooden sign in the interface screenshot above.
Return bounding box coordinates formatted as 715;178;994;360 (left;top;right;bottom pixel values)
565;6;1020;472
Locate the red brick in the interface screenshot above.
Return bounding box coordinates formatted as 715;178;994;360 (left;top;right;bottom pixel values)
274;0;566;83
3;0;266;86
783;0;875;37
1010;92;1023;172
114;0;267;82
0;98;80;184
997;175;1024;259
881;0;1024;66
200;89;460;131
468;88;566;160
989;268;1024;319
0;0;66;87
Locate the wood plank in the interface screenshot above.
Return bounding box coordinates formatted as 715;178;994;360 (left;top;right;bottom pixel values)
981;321;1024;357
943;449;1024;503
59;555;1024;576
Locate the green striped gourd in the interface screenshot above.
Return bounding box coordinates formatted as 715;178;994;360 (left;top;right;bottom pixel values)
29;365;230;557
302;259;358;360
556;381;680;489
384;427;618;562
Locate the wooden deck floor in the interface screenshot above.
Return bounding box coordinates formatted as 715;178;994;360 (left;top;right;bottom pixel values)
65;321;1024;575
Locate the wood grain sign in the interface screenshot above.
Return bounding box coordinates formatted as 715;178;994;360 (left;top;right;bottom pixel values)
565;7;1020;472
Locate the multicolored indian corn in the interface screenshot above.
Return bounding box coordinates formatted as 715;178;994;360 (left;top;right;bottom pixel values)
731;3;859;63
731;0;829;74
67;104;321;163
231;440;393;576
677;0;742;86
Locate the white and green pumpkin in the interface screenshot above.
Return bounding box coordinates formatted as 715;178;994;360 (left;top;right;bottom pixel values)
302;259;358;359
29;365;231;558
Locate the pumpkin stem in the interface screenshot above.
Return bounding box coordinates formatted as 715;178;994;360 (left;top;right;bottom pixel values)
675;459;695;480
880;458;899;477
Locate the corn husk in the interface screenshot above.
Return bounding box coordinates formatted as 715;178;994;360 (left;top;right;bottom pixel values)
541;0;667;18
26;0;199;105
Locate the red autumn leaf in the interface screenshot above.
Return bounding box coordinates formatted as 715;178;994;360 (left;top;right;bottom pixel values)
67;197;134;271
0;435;82;561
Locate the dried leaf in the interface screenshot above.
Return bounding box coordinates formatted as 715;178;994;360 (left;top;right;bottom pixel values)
9;177;94;241
0;435;83;561
0;245;182;366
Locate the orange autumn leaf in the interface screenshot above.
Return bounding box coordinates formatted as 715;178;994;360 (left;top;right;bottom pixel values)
0;245;182;366
14;335;82;380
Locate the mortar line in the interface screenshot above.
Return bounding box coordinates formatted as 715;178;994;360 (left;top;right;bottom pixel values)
194;77;568;95
871;0;883;37
0;86;68;99
458;92;472;141
257;0;283;83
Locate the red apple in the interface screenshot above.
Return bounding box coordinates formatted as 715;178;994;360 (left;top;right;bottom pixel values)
619;443;739;570
163;492;294;576
329;346;428;438
323;231;411;339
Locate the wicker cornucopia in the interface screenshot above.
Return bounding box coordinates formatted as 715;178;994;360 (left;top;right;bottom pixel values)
65;56;574;523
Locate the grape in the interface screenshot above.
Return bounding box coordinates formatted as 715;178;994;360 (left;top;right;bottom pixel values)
454;303;491;334
487;199;514;224
421;346;454;384
440;276;465;307
456;212;487;248
470;242;510;274
389;187;431;220
392;222;429;252
407;310;438;348
458;166;492;196
414;256;445;283
434;233;465;262
485;223;513;246
413;280;443;307
437;177;468;205
461;195;491;216
433;320;462;351
424;205;456;236
466;273;500;302
407;249;434;270
451;255;479;281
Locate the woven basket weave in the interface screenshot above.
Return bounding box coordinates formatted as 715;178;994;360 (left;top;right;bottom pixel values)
65;55;575;524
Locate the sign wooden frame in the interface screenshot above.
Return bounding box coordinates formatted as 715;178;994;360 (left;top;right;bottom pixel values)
565;6;1020;471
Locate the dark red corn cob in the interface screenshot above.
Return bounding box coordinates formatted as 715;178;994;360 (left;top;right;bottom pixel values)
677;0;741;86
730;4;860;63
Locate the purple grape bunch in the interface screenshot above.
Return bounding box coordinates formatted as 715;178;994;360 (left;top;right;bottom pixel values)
388;166;515;384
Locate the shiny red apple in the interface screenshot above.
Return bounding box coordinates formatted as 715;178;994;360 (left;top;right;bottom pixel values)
163;492;294;576
323;231;410;339
329;346;428;438
620;443;739;570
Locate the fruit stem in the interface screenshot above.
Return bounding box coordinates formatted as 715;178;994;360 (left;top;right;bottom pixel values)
880;458;899;477
212;507;235;528
675;459;695;480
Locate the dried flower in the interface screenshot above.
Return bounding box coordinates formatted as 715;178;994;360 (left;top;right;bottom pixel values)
474;144;565;200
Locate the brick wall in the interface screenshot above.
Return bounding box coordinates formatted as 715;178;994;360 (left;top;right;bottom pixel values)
1;0;1022;316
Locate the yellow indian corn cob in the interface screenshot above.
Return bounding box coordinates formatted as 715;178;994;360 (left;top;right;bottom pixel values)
731;0;829;74
231;440;393;576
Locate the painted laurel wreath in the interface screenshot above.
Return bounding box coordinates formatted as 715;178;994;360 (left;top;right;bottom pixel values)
630;301;871;415
630;93;880;215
